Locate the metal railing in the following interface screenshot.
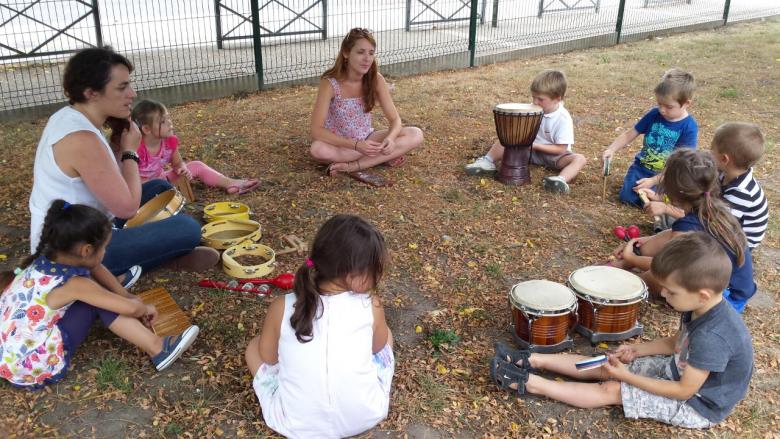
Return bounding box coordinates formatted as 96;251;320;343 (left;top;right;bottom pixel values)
1;0;778;120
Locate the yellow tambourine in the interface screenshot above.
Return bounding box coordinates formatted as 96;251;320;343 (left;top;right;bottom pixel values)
201;219;262;250
221;241;276;279
203;202;251;222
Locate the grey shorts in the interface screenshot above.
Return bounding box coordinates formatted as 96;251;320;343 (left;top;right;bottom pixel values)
530;149;572;170
620;356;714;429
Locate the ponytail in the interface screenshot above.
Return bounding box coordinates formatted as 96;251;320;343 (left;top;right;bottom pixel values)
694;191;746;266
290;263;323;343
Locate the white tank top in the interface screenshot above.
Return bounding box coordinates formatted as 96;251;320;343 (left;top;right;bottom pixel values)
262;292;388;438
28;106;118;252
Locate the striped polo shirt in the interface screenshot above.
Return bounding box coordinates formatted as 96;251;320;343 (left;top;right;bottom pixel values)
721;168;768;248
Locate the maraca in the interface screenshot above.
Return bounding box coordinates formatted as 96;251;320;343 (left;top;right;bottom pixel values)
626;225;640;239
244;272;295;290
613;226;627;241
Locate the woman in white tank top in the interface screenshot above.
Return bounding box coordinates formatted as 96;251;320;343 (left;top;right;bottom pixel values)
28;47;218;288
245;215;395;438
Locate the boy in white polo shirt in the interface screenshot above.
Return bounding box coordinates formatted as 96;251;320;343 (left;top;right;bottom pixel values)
465;69;586;193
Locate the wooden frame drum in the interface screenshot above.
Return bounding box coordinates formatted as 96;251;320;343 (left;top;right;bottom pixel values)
568;266;647;344
493;103;543;186
124;188;185;228
509;280;577;353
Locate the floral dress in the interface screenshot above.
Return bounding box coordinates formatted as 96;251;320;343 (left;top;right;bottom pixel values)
0;257;88;387
324;78;374;141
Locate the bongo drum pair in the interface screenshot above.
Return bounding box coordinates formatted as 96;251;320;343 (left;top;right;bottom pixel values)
509;266;646;352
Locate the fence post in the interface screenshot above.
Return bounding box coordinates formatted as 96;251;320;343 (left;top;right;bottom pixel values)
322;0;328;39
492;0;499;27
468;0;478;67
250;0;264;89
214;0;223;49
615;0;627;44
405;0;412;32
91;0;103;48
722;0;731;24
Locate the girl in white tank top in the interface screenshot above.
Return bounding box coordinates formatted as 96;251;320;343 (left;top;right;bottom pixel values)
244;215;394;438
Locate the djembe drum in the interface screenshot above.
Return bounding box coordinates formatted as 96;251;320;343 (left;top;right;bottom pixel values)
493;103;544;185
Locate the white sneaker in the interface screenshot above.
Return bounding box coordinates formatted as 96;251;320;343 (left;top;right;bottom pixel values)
465;156;496;175
542;176;570;194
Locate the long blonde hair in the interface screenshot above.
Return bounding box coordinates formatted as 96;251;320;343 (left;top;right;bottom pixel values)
322;28;378;112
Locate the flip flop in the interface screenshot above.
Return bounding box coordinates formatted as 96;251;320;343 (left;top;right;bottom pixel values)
227;179;259;195
383;155;406;168
348;171;393;188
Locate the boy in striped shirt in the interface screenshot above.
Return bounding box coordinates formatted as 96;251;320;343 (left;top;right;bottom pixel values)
710;122;768;249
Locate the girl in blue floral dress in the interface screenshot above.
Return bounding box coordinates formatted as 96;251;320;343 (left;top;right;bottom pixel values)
0;200;199;388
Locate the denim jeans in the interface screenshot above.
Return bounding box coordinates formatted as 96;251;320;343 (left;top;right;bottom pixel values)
103;179;201;274
619;161;658;207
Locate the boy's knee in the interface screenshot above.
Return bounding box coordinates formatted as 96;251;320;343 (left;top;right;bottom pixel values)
601;380;623;404
573;153;587;165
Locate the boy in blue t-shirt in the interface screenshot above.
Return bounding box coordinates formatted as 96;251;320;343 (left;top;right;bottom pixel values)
603;68;698;206
490;233;754;429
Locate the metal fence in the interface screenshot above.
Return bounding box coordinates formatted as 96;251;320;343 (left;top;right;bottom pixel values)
1;0;778;120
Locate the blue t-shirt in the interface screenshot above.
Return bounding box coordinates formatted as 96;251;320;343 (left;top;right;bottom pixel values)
634;108;698;172
671;300;753;423
672;214;756;302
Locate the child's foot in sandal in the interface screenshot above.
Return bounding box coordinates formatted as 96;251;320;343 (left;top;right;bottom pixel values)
490;357;528;395
326;160;360;176
226;178;259;195
494;342;535;371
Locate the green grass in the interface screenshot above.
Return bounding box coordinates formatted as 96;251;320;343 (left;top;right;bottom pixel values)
427;329;460;352
412;373;448;413
93;356;132;393
719;87;739;98
164;422;184;436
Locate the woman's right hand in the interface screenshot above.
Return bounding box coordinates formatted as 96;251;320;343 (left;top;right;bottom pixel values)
119;117;142;153
355;139;383;157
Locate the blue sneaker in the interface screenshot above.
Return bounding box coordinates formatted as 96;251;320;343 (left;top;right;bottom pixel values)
120;265;142;289
152;325;200;371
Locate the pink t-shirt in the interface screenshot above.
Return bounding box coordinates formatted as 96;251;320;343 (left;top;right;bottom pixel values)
138;135;179;180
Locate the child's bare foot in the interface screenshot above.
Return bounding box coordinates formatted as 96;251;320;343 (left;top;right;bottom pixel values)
326;160;360;176
225;178;259;195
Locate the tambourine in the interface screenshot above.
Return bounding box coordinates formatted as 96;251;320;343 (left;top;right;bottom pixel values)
201;219;262;250
203;202;251;222
222;241;277;279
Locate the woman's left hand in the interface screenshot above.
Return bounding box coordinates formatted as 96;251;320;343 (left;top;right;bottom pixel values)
380;138;396;155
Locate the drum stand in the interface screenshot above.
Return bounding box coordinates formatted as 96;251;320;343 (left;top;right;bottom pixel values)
575;321;643;344
508;324;573;353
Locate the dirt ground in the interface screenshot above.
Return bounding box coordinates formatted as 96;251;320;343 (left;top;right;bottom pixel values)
1;17;779;439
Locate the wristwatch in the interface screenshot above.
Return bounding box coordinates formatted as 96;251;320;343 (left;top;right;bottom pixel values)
120;151;140;164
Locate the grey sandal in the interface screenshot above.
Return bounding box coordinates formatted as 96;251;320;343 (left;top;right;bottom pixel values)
490;357;528;395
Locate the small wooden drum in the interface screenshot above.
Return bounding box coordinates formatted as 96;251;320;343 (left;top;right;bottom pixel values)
137;287;192;337
493;103;543;186
509;280;577;353
124;189;186;228
568;266;647;344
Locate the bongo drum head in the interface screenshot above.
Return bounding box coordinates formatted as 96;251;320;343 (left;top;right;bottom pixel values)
493;103;543;115
569;266;646;303
510;280;576;315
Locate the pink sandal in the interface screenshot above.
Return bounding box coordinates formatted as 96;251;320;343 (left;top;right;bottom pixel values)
227;179;259;195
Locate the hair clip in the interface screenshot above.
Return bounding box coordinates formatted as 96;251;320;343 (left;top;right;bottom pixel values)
305;258;314;268
13;267;22;275
62;201;71;210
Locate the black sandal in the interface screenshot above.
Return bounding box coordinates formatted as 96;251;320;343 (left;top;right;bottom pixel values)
490;357;528;395
494;342;534;371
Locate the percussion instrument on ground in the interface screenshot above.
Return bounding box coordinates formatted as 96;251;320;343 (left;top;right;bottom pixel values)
203;202;251;222
137;288;192;337
493;103;543;186
221;241;277;279
568;266;647;344
201;219;262;250
173;175;195;202
124;188;186;228
509;280;577;353
276;235;308;256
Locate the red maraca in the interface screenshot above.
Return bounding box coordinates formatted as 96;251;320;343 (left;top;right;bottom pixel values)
627;225;641;239
613;226;627;241
245;272;295;290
